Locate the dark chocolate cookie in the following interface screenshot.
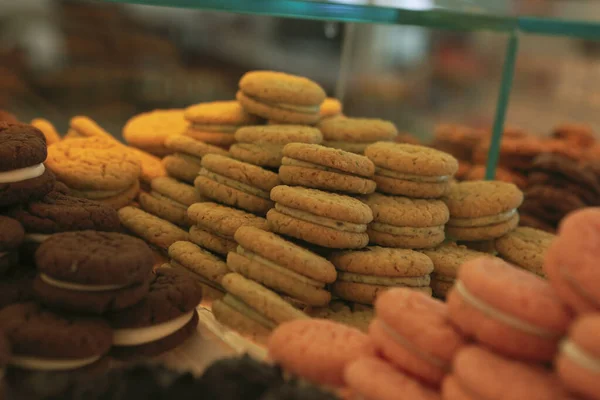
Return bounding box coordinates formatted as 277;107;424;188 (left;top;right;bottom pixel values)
0;168;56;207
531;153;600;194
0;331;10;368
0;110;18;124
0;268;35;309
519;213;556;233
0;251;19;277
0;215;24;251
0;123;47;171
525;185;586;217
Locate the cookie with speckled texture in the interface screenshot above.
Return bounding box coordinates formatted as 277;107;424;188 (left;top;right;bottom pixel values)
128;147;166;184
123;109;188;156
30;118;61;145
165;135;229;159
495;227;554;276
139;191;190;227
189;225;237;256
188;202;268;238
318;118;397;153
152;177;203;207
118;206;188;250
447;214;520;242
162;154;201;184
168;240;228;288
87;180;140;210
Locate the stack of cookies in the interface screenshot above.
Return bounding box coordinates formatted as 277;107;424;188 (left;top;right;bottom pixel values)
318;117;398;154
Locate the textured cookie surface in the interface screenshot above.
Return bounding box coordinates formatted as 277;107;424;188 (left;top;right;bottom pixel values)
330;246;433;277
0;216;25;251
164;135;228;158
188;202;268;238
366;142;458;176
239;71;326;105
279;165;376;195
362;193;449;227
123;109;188;148
195;175;273;216
235;125;322;144
151;176;203;206
168;241;229;285
282;143;375;177
444;181;524;218
0;123;47;170
201;154;280;192
495;227;554;276
185;100;261;125
422;242;490;279
318;118;398;142
118;206;189;250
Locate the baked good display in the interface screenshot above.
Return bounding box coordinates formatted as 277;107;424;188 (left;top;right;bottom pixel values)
167;240;229;290
138;176;203;227
0;216;24;276
318;117;398;153
118;206;188;251
127;147;167;187
162;135;228;184
122;109;188;156
494;226;554;277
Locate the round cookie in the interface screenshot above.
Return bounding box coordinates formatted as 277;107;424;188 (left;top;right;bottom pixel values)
70;179;140;210
108;267;202;357
447;257;572;362
30;118;61;145
228;226;337;306
118;206;188;251
0;122;55;207
195;154;280;216
0;302;112;371
237;71;325;125
319;97;343;119
362;193;448;249
123;109;188;156
127;147;167;185
0;216;24;276
64;116;114;140
318;117;398;154
231;125;322;168
168;240;229;290
365;143;458;198
139;176;204;227
280;143;376;194
268;185;373;249
268;319;375;387
34;231;154;314
495;227;555;277
329;247;433;305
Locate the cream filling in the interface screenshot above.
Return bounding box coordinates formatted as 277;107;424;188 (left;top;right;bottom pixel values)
10;354;101;371
40;273;128;292
24;233;52;243
250;95;319;114
275;204;366;233
560;339;600;373
282;157;359;177
237;246;324;289
455;280;561;338
369;222;444;236
174;152;203;166
113;310;195;346
337;272;430;287
199;169;270;199
150;191;187;210
380;320;448;369
190;124;238;133
447;209;517;228
223;294;276;329
376;167;449;183
0;163;45;184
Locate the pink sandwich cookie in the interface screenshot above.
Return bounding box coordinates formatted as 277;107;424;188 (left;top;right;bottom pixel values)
544;208;600;314
268;319;375;387
443;346;573;400
370;288;466;386
447;257;572;362
345;357;441;400
556;315;600;400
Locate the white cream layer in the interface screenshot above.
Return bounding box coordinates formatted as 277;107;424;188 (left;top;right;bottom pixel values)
275;203;366;233
40;273;128;292
190;124;238;133
150;191;187;210
24;233;52;243
251;96;319;114
560;339;600;373
10;354;100;371
337;272;429;287
113;310;195;346
447;209;517;228
455;280;561;338
200;169;270;199
0;163;45;184
376;167;449;183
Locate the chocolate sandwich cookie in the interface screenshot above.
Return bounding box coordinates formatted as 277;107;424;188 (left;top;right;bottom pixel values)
0;123;55;207
422;242;491;298
195;155;280;216
123;109;188;156
64;116;114;140
46;137;141;209
168;240;229;290
139;177;204;227
444;181;523;241
495;227;555;277
184;100;261;147
227;226;337;307
0;216;24;276
34;231;154;314
109;267;202;358
318;117;398;154
237;71;325;125
268;185;373;249
212;273;309;342
231;125;323;168
0;110;18;123
0;268;35;309
162;135;228;184
280;143;376;195
187;202;269;256
0;302;112;371
365;142;458;198
30;118;61;145
118;206;189;251
362;193;448;249
329;247;433;305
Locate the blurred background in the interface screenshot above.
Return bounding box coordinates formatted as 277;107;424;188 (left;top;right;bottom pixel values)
1;0;599;141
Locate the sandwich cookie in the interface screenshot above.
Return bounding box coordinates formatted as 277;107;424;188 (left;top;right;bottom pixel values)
168;240;229;291
30;118;61;145
212;273;309;342
319;97;343;120
447;257;572;362
64;116;114;140
34;231;154;314
362;193;448;249
127;147;167;187
268;185;373;249
444;181;523;241
139;177;204;227
365;143;458;198
0;302;112;371
308;301;375;333
123;109;188;156
108;267;202;358
162;135;228;184
227;226;337;307
184;100;261;148
237;71;325;125
0;123;55;207
0;216;24;276
329;247;433;305
119;207;187;251
231;125;322;168
495;227;555;277
0;267;35;310
556;315;600;400
46;137;141;209
318;117;398;154
370;288;466;386
280;143;376;194
421;242;490;299
195;154;280;216
187;202;268;256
